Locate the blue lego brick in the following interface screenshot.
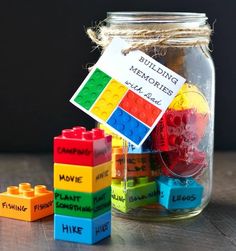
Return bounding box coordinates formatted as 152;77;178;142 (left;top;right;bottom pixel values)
107;107;149;145
54;212;111;244
128;135;153;153
156;176;203;210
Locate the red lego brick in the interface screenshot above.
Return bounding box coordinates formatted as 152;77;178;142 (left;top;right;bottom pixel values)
119;90;161;127
160;149;208;177
152;109;209;152
54;126;112;166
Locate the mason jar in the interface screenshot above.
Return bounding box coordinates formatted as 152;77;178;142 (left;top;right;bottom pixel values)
89;12;215;220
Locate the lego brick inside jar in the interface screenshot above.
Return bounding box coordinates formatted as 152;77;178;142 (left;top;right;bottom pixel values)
54;212;111;244
152;109;209;152
169;83;210;113
160;149;208;177
112;147;161;178
156;176;204;210
54;162;111;193
111;177;157;213
54;187;111;218
0;183;54;221
54;126;112;166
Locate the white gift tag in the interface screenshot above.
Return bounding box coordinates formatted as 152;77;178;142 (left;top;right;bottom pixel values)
70;37;186;147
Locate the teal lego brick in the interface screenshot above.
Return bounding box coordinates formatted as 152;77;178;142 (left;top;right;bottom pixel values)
156;176;204;210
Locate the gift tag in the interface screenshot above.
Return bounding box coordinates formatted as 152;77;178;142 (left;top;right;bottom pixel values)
70;38;186;147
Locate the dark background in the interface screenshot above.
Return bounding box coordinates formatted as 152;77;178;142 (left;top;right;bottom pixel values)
0;0;235;152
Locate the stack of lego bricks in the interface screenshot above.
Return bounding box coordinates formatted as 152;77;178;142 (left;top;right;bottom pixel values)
53;126;112;244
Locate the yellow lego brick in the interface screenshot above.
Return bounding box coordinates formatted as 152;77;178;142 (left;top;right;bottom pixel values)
0;183;53;221
169;83;210;113
99;123;124;147
91;79;128;121
54;162;111;193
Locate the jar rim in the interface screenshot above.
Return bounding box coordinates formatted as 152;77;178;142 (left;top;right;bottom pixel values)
107;12;207;25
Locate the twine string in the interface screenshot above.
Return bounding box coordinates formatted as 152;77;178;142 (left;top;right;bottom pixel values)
87;24;212;54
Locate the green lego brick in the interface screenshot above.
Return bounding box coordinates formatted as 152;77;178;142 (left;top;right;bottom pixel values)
73;68;112;110
111;177;157;213
54;186;111;218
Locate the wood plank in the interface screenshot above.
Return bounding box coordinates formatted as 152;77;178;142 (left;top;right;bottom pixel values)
0;153;235;251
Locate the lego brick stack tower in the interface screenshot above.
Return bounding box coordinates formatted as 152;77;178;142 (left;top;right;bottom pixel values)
53;126;112;244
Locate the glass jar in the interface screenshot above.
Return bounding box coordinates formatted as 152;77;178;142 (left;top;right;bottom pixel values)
92;12;215;220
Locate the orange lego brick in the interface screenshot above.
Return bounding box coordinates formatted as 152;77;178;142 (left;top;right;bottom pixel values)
112;147;161;178
0;183;54;221
112;147;151;178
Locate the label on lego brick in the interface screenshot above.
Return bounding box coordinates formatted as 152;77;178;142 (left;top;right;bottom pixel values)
57;147;92;156
56;146;109;160
95;221;110;236
0;199;54;221
1;202;28;212
113;153;151;178
111;180;157;213
59;174;83;183
70;37;186;147
54;213;111;244
54;163;111;193
62;223;84;235
157;177;204;209
54;187;111;218
1;200;53;213
34;200;54;212
171;194;197;203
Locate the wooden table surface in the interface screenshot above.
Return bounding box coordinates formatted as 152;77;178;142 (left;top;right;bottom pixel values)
0;152;235;251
